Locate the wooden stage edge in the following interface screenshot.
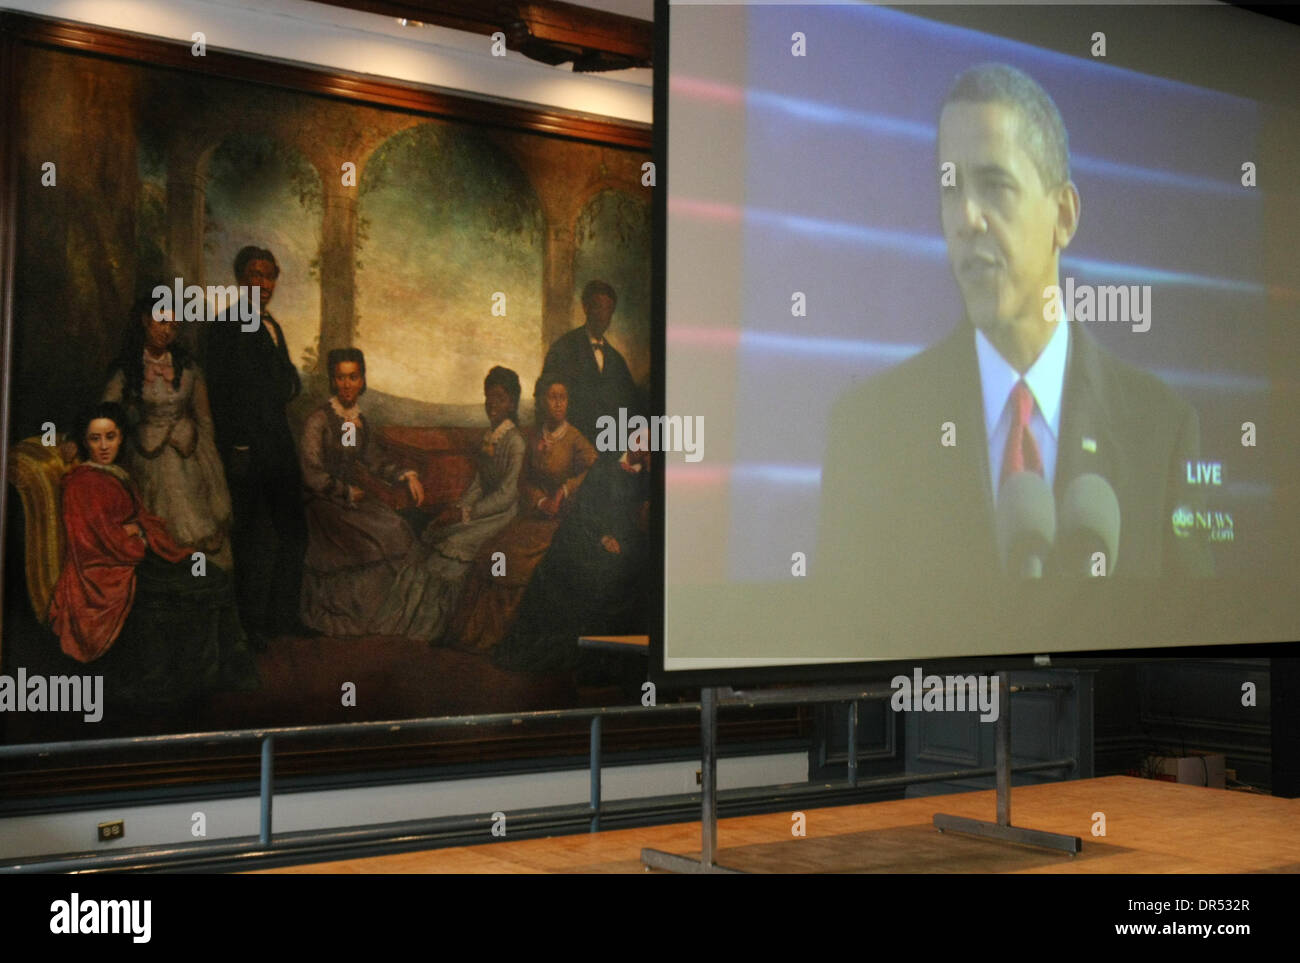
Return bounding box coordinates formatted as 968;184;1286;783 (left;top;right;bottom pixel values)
256;776;1300;874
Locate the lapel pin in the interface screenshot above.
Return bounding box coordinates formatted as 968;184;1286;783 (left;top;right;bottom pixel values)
1081;436;1097;454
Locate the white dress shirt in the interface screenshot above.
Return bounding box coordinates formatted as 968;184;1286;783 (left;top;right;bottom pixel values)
974;315;1070;500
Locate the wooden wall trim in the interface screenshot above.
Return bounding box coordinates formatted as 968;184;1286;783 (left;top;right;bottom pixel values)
0;11;651;149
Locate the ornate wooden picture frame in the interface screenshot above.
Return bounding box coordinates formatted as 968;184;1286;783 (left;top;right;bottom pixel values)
0;12;800;803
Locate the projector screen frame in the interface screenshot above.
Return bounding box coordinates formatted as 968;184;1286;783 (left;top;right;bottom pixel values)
649;0;1300;687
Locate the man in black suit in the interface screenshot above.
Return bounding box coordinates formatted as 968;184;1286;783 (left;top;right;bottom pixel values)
818;64;1211;607
206;246;309;644
541;280;641;453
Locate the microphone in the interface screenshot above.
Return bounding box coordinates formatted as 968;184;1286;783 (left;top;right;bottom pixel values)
1057;473;1121;576
996;471;1056;578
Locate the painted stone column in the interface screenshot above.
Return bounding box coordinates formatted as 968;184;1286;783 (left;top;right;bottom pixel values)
317;182;358;366
164;142;207;290
542;219;577;352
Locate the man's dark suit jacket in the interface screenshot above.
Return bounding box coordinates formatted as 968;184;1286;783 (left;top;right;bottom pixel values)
205;306;307;634
206;308;302;481
541;326;641;449
817;320;1212;615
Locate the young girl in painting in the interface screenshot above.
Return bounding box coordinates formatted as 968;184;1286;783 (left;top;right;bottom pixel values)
103;292;234;570
298;348;426;636
374;366;527;643
47;403;256;716
446;372;597;652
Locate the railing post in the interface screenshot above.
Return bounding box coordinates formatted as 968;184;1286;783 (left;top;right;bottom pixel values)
847;700;859;788
701;687;718;867
260;735;274;847
995;672;1011;827
589;714;602;832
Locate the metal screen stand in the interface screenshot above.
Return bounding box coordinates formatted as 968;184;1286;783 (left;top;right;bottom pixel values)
641;687;742;873
932;671;1082;854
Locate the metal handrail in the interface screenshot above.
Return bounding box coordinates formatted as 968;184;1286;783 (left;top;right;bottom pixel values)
0;680;1078;872
0;700;704;759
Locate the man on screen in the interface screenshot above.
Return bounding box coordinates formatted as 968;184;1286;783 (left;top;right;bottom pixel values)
817;63;1211;597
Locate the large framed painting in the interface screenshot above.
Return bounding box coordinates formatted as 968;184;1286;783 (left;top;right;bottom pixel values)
0;12;792;799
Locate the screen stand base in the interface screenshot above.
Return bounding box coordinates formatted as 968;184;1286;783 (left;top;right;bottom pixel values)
932;671;1083;854
641;687;744;873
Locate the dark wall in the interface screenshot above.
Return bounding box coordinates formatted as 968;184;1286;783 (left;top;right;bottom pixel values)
813;658;1275;793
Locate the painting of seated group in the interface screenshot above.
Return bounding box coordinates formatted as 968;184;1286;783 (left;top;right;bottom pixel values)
1;36;653;739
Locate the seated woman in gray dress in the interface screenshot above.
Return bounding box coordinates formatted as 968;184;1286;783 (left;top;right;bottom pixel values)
375;366;526;643
300;348;425;636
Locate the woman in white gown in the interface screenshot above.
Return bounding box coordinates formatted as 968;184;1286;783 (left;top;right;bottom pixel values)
102;293;234;570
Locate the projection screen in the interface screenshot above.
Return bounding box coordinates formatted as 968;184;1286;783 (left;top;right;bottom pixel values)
658;1;1300;674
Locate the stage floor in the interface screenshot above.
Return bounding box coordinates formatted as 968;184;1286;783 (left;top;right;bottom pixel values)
257;775;1300;874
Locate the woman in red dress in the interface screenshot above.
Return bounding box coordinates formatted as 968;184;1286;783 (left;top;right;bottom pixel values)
48;402;256;714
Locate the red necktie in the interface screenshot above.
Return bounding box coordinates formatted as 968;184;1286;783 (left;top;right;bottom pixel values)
1000;380;1043;490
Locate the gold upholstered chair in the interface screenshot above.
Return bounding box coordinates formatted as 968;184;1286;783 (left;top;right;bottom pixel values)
8;435;78;623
